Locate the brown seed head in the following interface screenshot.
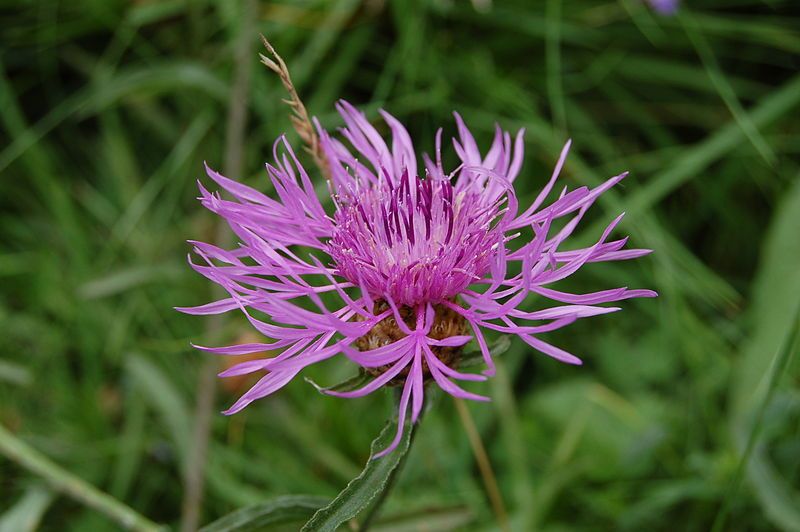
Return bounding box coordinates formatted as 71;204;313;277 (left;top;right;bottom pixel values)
355;300;468;384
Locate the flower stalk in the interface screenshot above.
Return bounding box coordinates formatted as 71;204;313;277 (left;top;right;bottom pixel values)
454;396;510;531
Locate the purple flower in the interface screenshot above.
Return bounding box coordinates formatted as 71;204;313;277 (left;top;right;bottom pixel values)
646;0;679;15
179;101;656;457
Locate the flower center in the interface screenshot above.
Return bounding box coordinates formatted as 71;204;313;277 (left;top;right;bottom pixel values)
328;172;503;306
355;300;468;382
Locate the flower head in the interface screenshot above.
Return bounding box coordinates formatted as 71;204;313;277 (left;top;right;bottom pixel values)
179;101;656;457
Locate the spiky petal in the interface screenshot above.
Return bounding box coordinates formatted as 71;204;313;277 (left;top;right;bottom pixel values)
179;101;656;456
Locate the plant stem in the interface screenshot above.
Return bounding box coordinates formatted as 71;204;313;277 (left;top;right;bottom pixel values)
454;396;510;532
0;423;163;531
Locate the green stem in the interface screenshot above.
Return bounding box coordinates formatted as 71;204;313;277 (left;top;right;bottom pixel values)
0;423;163;531
454;396;509;531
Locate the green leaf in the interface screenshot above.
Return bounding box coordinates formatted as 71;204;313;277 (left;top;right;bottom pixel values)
460;335;512;369
0;485;54;532
727;176;800;531
199;495;329;532
125;354;191;461
718;314;800;532
301;418;416;532
0;424;163;531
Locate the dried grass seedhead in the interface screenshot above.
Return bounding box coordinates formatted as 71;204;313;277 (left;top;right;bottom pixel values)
259;34;331;182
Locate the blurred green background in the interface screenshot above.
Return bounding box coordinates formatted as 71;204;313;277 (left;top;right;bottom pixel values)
2;0;800;530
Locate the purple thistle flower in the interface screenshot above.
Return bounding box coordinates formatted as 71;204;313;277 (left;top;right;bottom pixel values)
178;101;656;457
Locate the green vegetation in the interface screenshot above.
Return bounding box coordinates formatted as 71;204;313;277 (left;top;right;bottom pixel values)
1;0;799;530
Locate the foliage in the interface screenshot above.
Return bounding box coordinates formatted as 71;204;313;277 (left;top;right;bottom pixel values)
1;0;799;530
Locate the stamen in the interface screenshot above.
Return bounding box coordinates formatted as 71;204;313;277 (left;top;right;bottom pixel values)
328;171;504;306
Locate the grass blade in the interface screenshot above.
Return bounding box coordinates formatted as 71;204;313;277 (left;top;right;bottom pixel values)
199;495;329;532
713;307;800;532
0;424;163;531
681;11;776;166
0;486;54;532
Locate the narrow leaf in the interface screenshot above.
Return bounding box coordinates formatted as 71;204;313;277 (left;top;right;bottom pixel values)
200;495;329;532
0;485;54;532
728;176;800;531
301;418;415;532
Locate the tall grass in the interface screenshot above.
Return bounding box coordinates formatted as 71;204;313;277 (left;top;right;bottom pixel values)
1;1;799;530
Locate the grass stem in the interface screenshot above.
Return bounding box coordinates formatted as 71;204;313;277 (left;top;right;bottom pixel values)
0;423;163;532
454;397;510;532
